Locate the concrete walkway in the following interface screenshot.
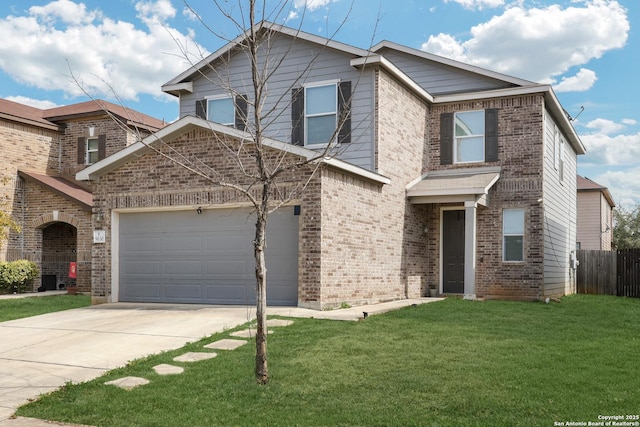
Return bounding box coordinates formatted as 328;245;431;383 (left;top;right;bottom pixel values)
0;296;442;426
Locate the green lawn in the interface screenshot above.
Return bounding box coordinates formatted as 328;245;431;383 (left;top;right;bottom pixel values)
16;295;640;426
0;294;91;322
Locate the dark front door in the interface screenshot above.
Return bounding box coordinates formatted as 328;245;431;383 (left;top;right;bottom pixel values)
443;210;465;294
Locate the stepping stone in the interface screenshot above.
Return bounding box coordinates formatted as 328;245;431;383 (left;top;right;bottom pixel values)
204;339;248;350
105;376;149;390
153;364;185;375
173;352;217;363
230;329;273;338
267;319;294;327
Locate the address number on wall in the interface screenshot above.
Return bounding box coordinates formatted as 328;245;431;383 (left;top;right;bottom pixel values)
93;230;106;243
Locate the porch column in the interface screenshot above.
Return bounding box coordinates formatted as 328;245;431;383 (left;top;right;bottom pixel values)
464;201;477;299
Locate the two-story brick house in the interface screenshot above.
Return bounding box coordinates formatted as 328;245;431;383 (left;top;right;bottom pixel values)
0;98;165;293
79;22;585;308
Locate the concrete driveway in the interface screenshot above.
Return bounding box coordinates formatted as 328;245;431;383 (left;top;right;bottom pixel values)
0;297;438;426
0;303;260;423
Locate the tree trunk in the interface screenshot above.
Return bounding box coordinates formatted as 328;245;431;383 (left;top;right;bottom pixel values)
254;204;268;384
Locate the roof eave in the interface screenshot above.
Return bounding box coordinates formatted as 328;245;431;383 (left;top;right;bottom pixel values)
76;115;391;186
0;112;61;131
372;40;535;87
350;55;434;103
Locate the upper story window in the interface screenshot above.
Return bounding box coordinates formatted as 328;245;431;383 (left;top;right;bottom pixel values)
86;137;99;165
454;110;485;163
77;133;105;166
305;83;337;145
207;97;235;126
440;108;498;165
195;94;247;131
291;80;351;147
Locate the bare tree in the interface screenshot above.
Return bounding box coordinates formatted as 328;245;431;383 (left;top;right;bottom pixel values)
76;0;372;385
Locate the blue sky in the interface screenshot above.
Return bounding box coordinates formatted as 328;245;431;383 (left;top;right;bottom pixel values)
0;0;637;207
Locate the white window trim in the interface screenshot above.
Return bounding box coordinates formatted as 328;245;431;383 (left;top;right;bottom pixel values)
206;94;235;126
454;110;485;164
503;208;525;263
304;79;339;147
86;136;99;165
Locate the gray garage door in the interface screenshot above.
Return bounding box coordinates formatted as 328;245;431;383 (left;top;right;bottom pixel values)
119;207;299;305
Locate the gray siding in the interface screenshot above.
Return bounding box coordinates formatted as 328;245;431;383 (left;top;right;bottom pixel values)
377;48;512;95
543;109;578;297
179;35;375;170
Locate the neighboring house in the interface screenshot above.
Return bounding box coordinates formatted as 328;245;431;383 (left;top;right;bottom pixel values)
0;98;165;293
576;175;615;250
78;22;585;308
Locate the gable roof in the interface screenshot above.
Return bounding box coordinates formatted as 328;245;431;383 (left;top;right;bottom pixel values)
18;170;92;211
161;21;584;156
0;98;166;133
577;175;615;208
43;99;166;132
372;40;534;88
162;21;371;95
0;98;60;130
76;115;390;185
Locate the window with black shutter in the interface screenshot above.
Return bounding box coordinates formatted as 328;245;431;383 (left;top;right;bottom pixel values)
440;108;498;164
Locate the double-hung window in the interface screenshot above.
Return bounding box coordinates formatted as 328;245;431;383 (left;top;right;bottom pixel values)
440;109;498;165
305;82;337;145
454;110;485;163
503;208;525;262
86;137;99;165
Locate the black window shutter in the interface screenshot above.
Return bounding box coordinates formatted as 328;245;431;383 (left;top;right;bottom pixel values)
485;108;499;162
338;81;351;144
235;94;248;131
195;99;207;119
291;87;304;146
440;112;453;165
77;137;85;164
98;134;107;161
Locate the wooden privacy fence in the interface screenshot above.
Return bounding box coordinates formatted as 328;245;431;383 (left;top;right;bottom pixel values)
576;249;640;298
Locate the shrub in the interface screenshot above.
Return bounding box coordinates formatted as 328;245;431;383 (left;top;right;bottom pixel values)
0;260;39;293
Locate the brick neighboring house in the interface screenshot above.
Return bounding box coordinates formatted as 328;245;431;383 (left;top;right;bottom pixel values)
576;175;615;250
0;98;165;293
79;22;585;308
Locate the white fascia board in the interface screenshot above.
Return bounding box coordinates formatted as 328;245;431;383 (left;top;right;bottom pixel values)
544;88;586;155
350;55;434;103
161;82;194;96
372;40;535;87
76;114;391;186
433;84;550;103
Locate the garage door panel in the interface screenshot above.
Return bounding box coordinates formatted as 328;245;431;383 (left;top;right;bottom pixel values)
119;207;298;305
205;260;249;277
122;236;162;253
123;260;161;275
164;260;202;275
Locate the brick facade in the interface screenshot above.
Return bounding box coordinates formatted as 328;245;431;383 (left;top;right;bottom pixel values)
425;95;547;299
0;102;151;295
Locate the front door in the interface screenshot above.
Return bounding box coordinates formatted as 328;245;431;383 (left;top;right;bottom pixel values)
442;210;465;294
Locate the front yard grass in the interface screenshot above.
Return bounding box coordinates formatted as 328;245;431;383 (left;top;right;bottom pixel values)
17;295;640;426
0;294;91;322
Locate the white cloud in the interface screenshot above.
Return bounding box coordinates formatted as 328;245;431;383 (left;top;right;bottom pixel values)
421;0;629;86
4;96;59;109
592;169;640;208
580;129;640;166
0;0;204;102
554;68;597;92
293;0;336;12
444;0;505;10
584;118;625;135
